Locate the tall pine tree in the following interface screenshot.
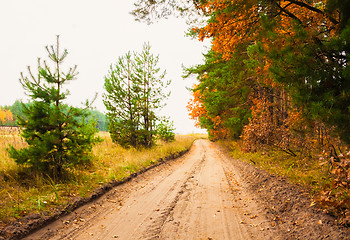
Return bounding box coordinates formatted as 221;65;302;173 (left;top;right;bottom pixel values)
8;36;100;177
135;43;169;147
104;52;141;148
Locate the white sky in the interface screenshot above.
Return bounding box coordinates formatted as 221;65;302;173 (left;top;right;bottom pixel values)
0;0;208;134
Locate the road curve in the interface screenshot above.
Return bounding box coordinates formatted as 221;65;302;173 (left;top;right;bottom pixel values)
24;139;280;240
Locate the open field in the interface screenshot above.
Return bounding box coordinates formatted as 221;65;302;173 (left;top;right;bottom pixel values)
0;128;206;226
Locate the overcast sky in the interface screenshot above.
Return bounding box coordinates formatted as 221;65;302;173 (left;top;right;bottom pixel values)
0;0;208;133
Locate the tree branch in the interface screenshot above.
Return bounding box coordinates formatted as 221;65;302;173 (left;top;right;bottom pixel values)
276;3;302;25
285;0;339;25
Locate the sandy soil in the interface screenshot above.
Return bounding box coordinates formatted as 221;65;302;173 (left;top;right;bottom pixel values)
20;140;278;239
7;139;350;239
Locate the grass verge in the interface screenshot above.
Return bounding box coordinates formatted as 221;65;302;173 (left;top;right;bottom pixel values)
226;141;331;196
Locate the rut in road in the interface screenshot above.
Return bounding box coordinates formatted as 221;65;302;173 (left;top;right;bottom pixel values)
24;139;280;240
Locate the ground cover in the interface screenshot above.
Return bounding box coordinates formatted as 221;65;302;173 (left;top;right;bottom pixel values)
226;141;350;223
229;141;331;193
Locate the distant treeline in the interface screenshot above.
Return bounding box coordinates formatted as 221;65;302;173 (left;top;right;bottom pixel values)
0;100;108;131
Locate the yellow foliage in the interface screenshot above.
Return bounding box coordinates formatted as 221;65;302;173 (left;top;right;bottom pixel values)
0;108;13;125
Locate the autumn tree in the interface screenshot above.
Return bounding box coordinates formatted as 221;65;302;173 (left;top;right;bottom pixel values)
133;0;350;223
186;84;206;128
134;1;350;143
0;108;13;126
197;0;350;143
8;36;100;177
185;48;253;140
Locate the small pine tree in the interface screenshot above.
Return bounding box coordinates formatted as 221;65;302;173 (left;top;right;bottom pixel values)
156;117;175;142
8;36;100;177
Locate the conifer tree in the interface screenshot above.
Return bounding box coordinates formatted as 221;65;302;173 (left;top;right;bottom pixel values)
104;52;141;148
135;42;169;147
104;43;171;148
8;36;100;177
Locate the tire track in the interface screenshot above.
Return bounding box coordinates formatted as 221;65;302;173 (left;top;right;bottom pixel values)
140;153;206;239
24;140;281;240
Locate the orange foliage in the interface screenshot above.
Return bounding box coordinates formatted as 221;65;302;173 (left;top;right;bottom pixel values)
209;115;230;140
187;84;207;128
193;0;341;149
189;0;349;223
319;152;350;225
197;0;260;60
0;108;13;125
241;86;289;152
196;0;339;60
187;84;229;139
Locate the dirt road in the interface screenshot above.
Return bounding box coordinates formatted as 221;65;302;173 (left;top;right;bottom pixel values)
22;139;348;240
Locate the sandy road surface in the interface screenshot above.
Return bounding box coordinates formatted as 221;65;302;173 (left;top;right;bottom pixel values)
24;139;280;240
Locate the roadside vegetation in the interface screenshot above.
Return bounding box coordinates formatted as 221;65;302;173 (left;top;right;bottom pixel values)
227;139;350;225
0;128;205;226
228;140;330;194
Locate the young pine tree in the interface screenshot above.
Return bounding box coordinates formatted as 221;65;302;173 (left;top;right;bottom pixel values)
8;36;100;178
135;42;170;147
103;52;141;148
156;117;175;142
104;43;171;148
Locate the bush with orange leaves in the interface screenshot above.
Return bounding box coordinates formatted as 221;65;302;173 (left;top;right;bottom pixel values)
318;152;350;225
187;85;206;129
187;85;229;140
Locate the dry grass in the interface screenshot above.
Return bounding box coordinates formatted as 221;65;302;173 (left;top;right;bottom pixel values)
227;140;331;194
92;133;202;181
0;129;206;226
0;127;24;171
